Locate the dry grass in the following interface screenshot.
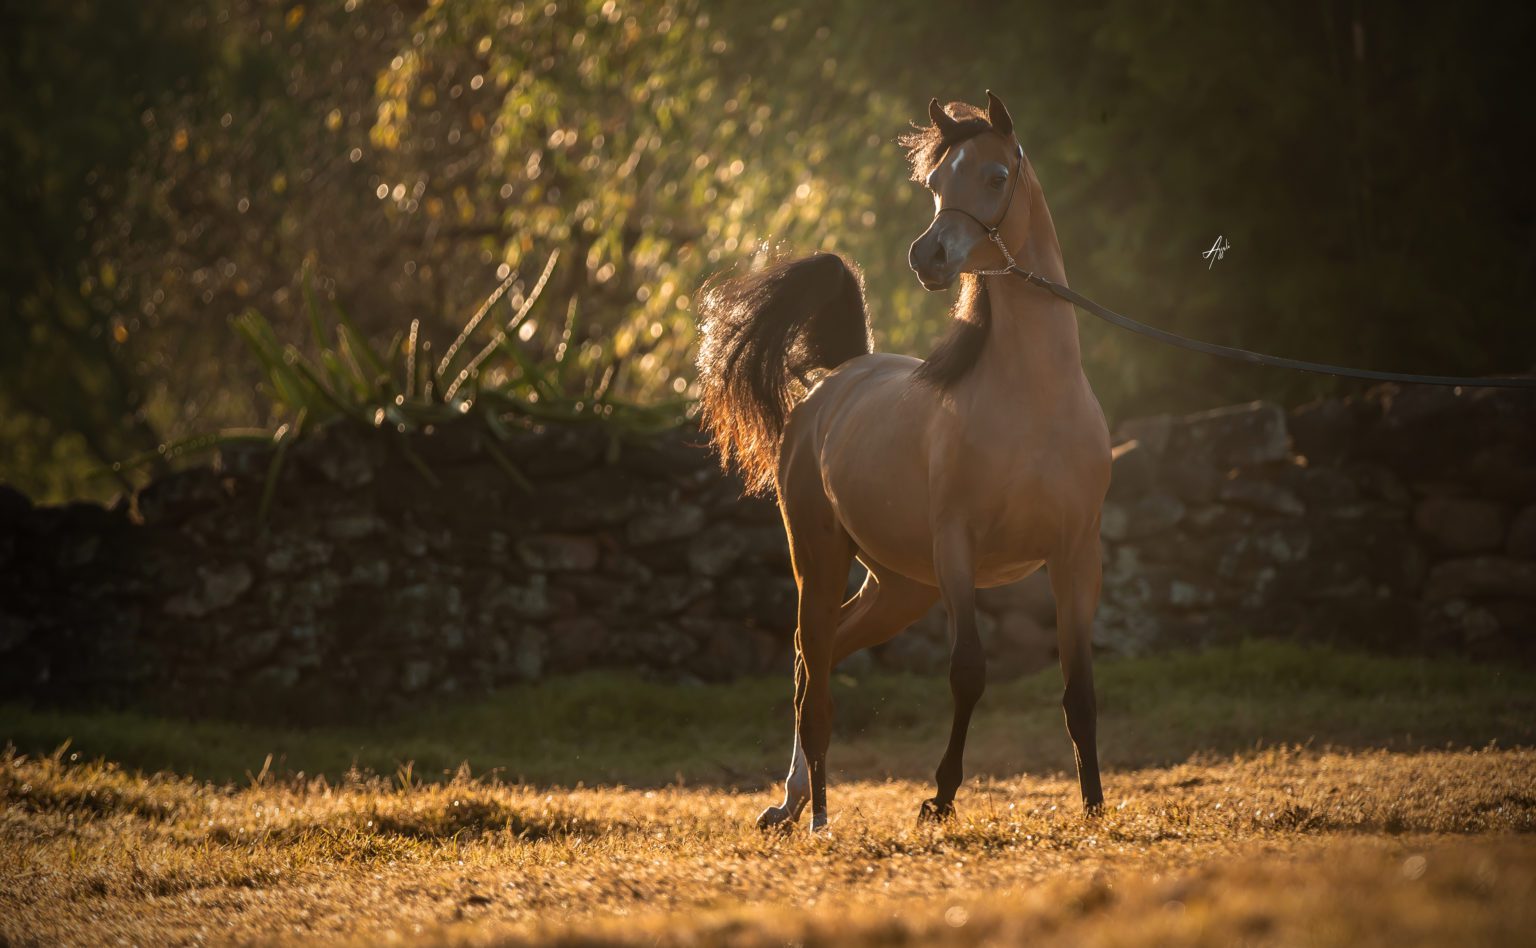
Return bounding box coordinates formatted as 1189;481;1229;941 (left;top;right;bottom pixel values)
5;646;1535;945
3;745;1534;946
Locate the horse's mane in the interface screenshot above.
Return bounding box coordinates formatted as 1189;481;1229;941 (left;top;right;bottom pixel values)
913;274;991;390
898;101;999;390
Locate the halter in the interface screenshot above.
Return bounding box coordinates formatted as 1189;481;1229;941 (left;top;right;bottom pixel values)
930;138;1032;279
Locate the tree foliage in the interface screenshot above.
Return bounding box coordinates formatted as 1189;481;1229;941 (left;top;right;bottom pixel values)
3;0;1532;500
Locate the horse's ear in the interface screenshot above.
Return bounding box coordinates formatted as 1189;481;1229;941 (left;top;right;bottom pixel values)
928;98;961;139
986;89;1014;138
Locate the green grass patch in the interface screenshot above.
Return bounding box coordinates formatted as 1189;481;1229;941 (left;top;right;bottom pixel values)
3;641;1532;787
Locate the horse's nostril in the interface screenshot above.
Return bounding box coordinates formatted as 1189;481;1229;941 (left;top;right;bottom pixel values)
932;242;947;264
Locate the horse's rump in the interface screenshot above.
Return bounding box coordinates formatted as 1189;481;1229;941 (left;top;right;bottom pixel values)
695;252;871;495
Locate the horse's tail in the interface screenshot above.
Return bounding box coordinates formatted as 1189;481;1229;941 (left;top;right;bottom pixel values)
695;252;871;496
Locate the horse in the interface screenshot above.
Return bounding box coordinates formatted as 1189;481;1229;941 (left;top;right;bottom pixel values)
695;92;1111;833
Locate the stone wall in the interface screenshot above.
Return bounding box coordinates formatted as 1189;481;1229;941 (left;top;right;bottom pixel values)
1;383;1532;722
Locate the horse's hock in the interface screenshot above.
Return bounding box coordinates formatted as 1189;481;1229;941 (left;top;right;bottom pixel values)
2;383;1533;720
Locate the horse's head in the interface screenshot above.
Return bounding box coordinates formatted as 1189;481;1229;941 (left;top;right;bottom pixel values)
903;92;1025;291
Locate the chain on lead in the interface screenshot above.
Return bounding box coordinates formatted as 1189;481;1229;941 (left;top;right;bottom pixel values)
972;228;1032;279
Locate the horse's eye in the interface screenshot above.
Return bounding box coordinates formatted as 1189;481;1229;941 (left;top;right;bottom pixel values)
989;175;1008;190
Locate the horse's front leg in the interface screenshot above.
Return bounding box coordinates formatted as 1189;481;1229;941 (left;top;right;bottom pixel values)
1049;529;1105;811
919;528;984;823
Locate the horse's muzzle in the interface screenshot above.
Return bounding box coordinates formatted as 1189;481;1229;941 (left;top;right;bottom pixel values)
909;238;956;291
909;220;971;291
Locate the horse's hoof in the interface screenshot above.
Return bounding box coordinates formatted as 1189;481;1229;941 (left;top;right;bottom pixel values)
809;810;831;836
1084;799;1105;818
917;798;954;824
756;805;796;832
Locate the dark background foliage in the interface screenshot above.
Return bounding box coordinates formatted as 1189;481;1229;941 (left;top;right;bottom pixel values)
4;0;1533;501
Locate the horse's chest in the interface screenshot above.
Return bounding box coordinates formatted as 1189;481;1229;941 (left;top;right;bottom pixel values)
949;432;1070;501
952;433;1102;552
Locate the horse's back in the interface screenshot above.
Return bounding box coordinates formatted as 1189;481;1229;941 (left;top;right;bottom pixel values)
783;352;932;450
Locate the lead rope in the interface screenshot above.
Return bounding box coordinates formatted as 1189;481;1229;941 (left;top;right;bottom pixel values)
930;135;1533;389
982;231;1536;389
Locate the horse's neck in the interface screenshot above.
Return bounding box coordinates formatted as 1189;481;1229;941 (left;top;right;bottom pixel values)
969;182;1085;400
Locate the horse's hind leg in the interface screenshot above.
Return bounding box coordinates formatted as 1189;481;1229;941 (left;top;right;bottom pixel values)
791;535;852;834
758;568;938;830
758;464;853;834
758;651;815;830
919;527;984;823
832;567;939;663
1049;529;1106;811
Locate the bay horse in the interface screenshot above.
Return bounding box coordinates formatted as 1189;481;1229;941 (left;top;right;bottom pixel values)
696;92;1110;832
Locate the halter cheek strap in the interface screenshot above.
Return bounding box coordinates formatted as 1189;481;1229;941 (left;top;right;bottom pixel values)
931;141;1032;279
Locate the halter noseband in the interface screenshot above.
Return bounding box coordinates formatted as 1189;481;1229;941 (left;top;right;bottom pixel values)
930;139;1030;278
